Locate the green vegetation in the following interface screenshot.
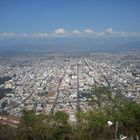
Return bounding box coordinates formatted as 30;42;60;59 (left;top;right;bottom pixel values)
0;76;12;85
38;91;48;96
88;85;113;108
0;86;140;140
0;123;16;140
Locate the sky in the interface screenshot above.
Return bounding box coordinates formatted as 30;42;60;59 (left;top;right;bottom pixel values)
0;0;140;51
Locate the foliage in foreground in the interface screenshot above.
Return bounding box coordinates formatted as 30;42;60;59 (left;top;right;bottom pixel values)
0;87;140;140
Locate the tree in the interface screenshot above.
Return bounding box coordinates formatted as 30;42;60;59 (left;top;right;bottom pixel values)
88;86;113;109
0;124;16;140
76;109;114;140
16;109;37;140
54;111;69;124
52;111;72;140
115;100;140;138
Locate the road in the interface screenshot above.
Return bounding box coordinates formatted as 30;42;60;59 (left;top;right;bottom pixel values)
83;58;98;85
50;60;71;114
76;59;80;112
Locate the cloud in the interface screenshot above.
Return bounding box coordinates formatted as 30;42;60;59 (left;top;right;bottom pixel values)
29;33;48;38
105;28;113;33
0;28;140;39
104;28;140;38
0;32;15;37
72;30;81;34
54;28;66;34
84;29;94;34
0;32;49;39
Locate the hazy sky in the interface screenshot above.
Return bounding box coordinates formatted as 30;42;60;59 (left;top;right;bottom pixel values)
0;0;140;50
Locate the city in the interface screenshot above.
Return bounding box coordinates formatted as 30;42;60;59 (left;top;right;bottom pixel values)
0;52;140;123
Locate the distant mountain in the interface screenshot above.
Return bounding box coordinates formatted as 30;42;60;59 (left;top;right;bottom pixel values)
0;38;140;53
114;41;140;51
